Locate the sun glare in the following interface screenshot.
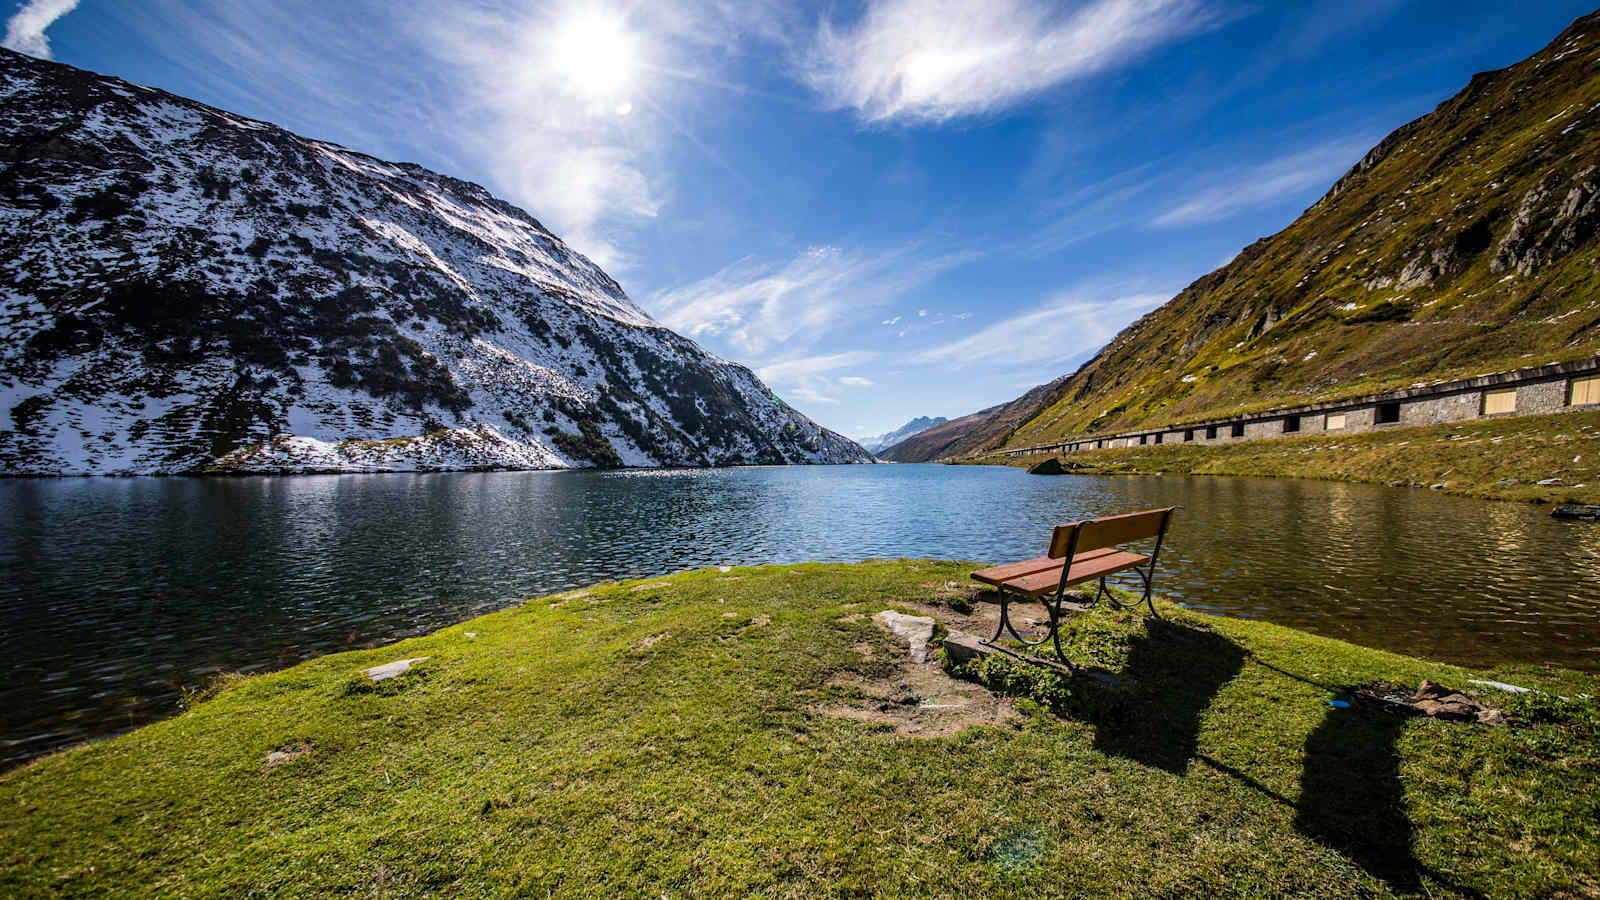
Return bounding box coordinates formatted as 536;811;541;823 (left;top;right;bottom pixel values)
548;11;636;99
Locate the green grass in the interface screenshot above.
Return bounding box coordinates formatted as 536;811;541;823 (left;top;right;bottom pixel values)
3;560;1597;897
983;408;1600;505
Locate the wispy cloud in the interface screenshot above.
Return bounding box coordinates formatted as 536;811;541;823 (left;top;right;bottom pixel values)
648;243;976;359
802;0;1221;124
757;350;877;405
415;3;672;270
3;0;78;59
917;289;1168;368
101;1;794;273
1151;138;1369;227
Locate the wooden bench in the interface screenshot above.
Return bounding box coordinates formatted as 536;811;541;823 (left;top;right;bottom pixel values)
971;507;1178;663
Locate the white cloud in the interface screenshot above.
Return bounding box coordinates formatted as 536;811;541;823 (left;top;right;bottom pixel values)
882;315;901;325
917;308;927;317
838;376;874;386
757;350;878;405
1151;139;1369;227
648;243;975;359
3;0;79;59
916;290;1168;368
103;1;795;274
803;0;1219;123
416;4;669;270
757;350;876;383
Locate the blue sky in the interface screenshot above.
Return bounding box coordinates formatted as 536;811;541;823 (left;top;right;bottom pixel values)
7;0;1596;440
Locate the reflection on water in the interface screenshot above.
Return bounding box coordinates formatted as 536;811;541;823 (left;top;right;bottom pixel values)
1;464;1597;766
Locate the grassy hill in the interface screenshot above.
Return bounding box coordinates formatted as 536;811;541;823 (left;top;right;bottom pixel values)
883;10;1600;462
3;561;1597;897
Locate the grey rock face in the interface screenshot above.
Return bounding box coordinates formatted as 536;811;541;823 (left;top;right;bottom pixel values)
1493;166;1600;276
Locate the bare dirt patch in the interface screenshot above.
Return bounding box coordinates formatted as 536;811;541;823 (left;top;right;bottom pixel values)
911;581;1092;643
816;610;1018;738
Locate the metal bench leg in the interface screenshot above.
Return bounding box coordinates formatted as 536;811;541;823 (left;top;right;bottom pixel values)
984;587;1071;665
1135;565;1161;618
988;587;1037;644
987;589;1012;644
1047;598;1070;665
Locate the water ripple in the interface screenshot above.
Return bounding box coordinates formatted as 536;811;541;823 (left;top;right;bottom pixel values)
1;465;1596;766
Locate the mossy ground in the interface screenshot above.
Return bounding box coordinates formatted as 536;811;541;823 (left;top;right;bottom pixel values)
981;408;1600;505
2;561;1597;897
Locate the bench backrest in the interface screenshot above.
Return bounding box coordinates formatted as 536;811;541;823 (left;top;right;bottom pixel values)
1048;507;1175;559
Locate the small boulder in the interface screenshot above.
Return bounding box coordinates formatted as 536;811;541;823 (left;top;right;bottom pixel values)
1415;699;1477;722
264;742;313;769
873;611;937;663
1476;708;1513;727
1414;680;1452;699
1027;457;1066;475
364;657;429;682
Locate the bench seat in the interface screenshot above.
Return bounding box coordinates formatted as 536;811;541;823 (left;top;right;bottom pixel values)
973;549;1150;598
969;547;1120;587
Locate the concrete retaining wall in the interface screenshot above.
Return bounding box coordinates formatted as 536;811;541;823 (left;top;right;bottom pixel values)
1005;357;1600;459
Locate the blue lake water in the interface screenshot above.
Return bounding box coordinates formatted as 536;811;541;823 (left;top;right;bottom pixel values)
2;463;1597;767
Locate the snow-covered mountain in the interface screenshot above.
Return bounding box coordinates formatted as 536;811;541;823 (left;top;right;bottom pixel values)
0;50;870;474
858;416;947;454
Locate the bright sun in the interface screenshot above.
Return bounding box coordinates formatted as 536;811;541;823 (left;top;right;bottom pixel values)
548;11;636;99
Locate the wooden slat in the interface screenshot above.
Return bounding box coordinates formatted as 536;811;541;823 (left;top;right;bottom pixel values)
1047;523;1079;560
971;548;1119;586
1072;508;1173;554
996;550;1150;598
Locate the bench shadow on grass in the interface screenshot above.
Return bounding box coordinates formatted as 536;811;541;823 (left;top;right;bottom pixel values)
1210;658;1427;894
1079;618;1246;774
1071;622;1429;896
1292;704;1423;895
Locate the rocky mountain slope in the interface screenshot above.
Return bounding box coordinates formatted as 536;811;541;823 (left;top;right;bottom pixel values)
0;50;870;474
883;10;1600;462
858;415;946;454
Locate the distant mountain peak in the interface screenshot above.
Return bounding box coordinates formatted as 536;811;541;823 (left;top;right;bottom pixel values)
861;416;948;454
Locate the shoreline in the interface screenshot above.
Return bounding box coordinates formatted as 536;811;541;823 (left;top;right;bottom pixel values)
962;408;1600;506
4;560;1595;896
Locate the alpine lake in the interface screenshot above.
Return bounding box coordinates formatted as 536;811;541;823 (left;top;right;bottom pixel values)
3;463;1597;767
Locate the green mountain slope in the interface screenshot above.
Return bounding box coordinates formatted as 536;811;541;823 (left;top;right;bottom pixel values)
884;10;1600;462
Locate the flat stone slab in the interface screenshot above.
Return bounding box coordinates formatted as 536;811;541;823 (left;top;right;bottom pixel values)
873;611;936;663
942;631;991;666
365;657;429;682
